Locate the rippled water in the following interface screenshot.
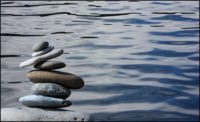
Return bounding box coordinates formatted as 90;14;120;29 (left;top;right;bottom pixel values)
1;1;199;121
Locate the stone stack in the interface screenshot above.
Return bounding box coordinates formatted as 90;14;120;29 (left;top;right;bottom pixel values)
19;41;84;109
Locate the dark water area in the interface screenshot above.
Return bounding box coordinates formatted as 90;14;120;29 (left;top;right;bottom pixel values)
1;1;199;121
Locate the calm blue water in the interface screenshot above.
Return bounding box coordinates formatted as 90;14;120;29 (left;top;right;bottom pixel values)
1;1;199;121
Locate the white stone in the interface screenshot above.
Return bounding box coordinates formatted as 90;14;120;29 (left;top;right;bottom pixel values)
1;107;92;121
19;49;63;68
32;45;54;57
19;95;71;108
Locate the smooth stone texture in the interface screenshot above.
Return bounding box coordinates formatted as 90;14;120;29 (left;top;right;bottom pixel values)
27;70;84;89
19;49;64;68
31;83;71;99
32;41;49;52
34;61;66;70
1;107;92;121
32;45;54;57
19;95;72;108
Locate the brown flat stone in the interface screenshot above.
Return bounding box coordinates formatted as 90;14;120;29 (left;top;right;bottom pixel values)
27;70;84;89
34;61;66;70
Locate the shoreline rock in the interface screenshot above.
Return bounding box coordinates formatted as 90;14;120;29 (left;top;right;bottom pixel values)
1;107;92;121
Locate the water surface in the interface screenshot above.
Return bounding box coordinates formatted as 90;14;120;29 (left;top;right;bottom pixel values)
1;1;199;121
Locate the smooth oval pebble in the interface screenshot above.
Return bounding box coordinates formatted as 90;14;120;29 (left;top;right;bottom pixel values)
31;83;71;99
1;107;92;121
32;41;49;52
34;61;66;70
27;70;84;89
19;95;72;108
19;49;63;68
32;45;54;57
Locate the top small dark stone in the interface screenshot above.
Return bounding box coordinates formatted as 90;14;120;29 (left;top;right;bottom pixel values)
32;41;49;52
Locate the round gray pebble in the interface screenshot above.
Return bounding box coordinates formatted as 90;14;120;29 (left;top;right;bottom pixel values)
32;41;49;52
31;83;71;99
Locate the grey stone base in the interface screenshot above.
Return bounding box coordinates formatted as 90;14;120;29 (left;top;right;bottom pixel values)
1;107;93;121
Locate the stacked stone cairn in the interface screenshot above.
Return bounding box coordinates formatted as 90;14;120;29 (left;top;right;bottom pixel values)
19;41;84;108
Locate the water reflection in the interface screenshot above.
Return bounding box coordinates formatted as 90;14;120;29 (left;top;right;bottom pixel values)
104;18;160;24
92;110;198;121
150;29;199;37
151;14;199;22
131;48;196;57
150;40;199;45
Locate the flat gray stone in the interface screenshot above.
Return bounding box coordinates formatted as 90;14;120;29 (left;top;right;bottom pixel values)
34;61;66;70
1;107;92;121
32;41;49;52
31;83;71;99
19;49;64;68
19;95;71;108
32;45;54;57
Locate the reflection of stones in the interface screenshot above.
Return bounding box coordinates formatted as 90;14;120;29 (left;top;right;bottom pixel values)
19;95;72;108
31;83;71;99
34;61;66;70
32;41;49;52
1;107;92;121
27;70;84;89
19;49;64;68
32;45;54;57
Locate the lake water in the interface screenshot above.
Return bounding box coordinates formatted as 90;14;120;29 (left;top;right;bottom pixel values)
1;1;199;121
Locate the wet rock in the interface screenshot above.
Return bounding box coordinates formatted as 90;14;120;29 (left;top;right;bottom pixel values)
31;83;71;99
27;70;84;89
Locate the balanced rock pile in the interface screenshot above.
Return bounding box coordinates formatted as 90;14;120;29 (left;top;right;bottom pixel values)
1;41;92;121
19;41;84;108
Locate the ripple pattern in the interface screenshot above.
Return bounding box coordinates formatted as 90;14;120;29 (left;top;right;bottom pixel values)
1;1;199;121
